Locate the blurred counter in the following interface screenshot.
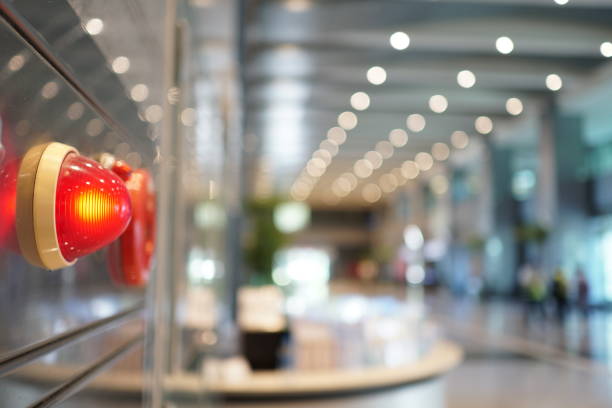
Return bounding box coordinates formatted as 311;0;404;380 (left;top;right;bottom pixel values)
167;339;462;400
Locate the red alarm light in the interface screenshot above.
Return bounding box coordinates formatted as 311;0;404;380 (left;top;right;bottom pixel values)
16;143;132;270
108;166;156;287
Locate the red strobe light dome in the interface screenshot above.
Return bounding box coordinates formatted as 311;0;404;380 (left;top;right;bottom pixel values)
55;154;132;262
16;143;132;270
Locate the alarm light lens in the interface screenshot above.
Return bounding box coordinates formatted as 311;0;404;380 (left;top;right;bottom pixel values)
55;154;132;261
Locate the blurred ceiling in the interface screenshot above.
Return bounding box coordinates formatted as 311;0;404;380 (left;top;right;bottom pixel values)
243;0;612;206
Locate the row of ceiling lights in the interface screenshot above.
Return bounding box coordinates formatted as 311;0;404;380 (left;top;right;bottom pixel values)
290;0;606;204
284;0;575;13
364;131;471;203
332;130;469;203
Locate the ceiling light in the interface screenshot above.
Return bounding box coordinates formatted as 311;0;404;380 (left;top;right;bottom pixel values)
457;70;476;88
406;114;426;133
327;127;347;145
601;42;612;58
320;139;339;156
376;141;395;159
367;66;387;85
545;74;562;91
313;149;332;166
475;116;493;134
392;168;407;185
354;159;374;178
379;174;398;193
350;91;370;111
364;151;383;169
338;111;358;130
451;131;470;149
389;129;408;147
554;0;569;4
495;36;514;55
415;152;434;171
506;97;523;116
332;180;350;197
429;94;448;113
335;177;352;193
362;184;382;203
401;161;419;179
390;31;410;50
342;172;358;190
306;158;326;177
432;142;450;161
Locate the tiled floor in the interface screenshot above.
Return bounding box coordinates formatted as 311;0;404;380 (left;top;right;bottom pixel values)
445;357;612;408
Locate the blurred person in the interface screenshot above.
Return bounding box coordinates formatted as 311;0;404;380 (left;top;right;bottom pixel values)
576;267;589;316
551;268;568;322
521;265;547;326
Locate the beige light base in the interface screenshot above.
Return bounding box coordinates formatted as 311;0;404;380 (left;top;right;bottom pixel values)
16;142;78;270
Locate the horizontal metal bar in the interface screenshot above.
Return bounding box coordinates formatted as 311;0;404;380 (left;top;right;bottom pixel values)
0;302;144;378
28;334;144;408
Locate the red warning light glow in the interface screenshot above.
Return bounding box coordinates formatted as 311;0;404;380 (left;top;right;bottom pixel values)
55;154;132;262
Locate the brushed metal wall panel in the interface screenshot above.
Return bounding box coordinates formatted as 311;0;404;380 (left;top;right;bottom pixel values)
0;0;158;163
0;316;144;406
0;15;146;360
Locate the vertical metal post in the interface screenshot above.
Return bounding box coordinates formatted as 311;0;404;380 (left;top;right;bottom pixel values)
148;0;177;406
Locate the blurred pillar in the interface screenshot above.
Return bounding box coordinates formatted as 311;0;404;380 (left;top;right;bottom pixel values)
550;113;589;273
486;141;517;294
536;101;558;228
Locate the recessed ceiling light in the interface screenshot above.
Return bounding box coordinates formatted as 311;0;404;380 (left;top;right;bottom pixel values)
601;42;612;58
496;36;514;55
457;70;476;88
338;111;358;130
415;152;434;171
362;184;382;203
429;94;448;113
432;143;450;161
364;151;383;169
451;131;470;149
545;74;563;91
401;161;419;179
406;114;426;133
354;159;374;178
350;91;370;111
327;127;347;145
376;141;395;159
475;116;493;134
388;129;408;147
389;31;410;50
367;66;387;85
505;97;523;116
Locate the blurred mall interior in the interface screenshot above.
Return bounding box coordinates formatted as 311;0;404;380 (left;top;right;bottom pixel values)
1;0;612;407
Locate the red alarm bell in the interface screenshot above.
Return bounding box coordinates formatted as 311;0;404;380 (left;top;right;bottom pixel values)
16;143;132;270
105;157;156;287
